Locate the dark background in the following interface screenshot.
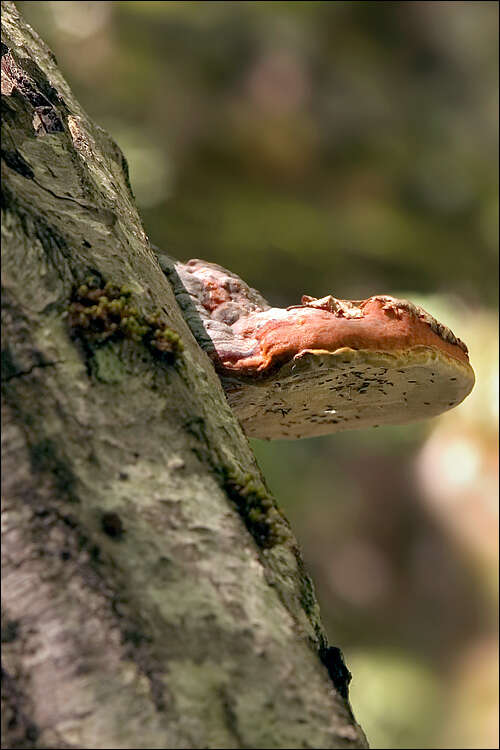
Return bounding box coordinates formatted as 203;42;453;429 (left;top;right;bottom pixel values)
19;2;498;747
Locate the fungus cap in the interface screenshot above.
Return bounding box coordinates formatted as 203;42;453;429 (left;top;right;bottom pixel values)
176;260;475;440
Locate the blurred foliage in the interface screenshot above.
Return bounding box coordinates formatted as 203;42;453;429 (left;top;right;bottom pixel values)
20;0;498;307
348;650;442;749
18;2;498;748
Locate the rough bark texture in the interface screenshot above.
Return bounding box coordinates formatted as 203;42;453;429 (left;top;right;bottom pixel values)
1;3;368;748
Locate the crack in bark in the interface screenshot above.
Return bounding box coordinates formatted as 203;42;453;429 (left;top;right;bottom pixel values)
2;360;63;382
31;176;99;211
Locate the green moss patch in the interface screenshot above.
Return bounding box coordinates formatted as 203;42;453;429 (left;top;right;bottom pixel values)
68;277;183;363
220;468;291;549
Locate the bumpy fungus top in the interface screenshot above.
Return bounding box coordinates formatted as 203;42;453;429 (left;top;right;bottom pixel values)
176;259;475;440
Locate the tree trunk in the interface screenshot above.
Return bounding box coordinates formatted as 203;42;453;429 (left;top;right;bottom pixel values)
1;3;367;748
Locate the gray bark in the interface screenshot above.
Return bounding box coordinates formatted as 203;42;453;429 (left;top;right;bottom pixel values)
1;3;368;748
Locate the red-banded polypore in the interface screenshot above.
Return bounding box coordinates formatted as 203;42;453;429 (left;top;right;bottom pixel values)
175;259;475;440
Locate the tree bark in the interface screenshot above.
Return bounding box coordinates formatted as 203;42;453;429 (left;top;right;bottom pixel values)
1;3;368;748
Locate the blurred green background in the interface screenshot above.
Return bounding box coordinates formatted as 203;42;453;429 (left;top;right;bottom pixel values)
18;2;498;747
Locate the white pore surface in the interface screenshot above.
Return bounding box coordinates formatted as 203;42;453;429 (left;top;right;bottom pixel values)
222;346;475;440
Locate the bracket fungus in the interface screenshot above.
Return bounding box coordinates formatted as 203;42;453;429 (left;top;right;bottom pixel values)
174;259;475;440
